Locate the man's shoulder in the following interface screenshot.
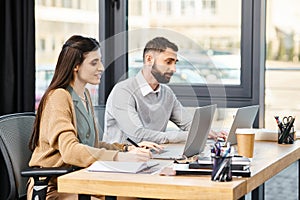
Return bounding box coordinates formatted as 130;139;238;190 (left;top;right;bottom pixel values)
161;84;172;90
113;76;138;90
161;84;175;94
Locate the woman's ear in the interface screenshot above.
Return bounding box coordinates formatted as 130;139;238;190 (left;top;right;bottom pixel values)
74;65;79;72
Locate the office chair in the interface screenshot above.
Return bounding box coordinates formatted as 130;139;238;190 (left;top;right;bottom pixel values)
0;112;71;200
93;105;106;140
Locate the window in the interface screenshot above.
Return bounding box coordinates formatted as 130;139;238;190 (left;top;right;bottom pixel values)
99;0;264;114
181;0;196;16
156;0;172;16
202;0;216;14
126;0;255;108
265;0;300;131
38;38;46;51
62;0;72;8
128;0;242;86
35;0;99;109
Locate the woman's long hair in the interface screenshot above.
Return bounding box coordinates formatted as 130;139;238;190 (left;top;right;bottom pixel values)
29;35;100;151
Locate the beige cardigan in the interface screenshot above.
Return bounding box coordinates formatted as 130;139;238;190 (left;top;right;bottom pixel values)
29;88;123;169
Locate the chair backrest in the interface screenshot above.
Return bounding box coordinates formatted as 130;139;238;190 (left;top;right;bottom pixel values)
93;105;106;140
0;112;35;199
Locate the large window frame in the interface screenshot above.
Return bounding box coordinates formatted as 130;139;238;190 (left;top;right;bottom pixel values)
98;0;266;127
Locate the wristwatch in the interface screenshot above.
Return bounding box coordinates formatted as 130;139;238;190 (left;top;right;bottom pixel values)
123;144;129;152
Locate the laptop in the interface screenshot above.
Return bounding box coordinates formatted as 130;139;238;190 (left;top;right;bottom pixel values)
226;105;259;145
152;104;217;160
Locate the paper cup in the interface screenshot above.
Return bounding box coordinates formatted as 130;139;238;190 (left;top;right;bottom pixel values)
236;128;255;158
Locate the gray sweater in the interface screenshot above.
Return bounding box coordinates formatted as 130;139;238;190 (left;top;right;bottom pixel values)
103;70;192;144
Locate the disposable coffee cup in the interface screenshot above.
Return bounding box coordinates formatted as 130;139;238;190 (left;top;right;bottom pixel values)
236;128;255;158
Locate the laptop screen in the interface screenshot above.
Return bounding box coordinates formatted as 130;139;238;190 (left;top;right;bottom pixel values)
183;104;217;157
226;105;259;145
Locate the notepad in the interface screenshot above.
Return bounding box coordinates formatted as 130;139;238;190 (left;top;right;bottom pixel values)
87;161;159;173
255;129;278;141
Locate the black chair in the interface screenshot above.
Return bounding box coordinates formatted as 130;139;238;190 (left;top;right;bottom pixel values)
0;112;71;200
93;105;106;140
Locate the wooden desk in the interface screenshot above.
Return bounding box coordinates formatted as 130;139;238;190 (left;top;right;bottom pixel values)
245;140;300;195
57;140;300;200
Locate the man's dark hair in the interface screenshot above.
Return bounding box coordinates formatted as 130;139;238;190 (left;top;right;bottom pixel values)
143;37;178;62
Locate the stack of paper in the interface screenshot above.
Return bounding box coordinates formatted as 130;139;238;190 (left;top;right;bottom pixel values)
254;129;278;141
192;156;251;170
87;161;159;173
173;157;251;177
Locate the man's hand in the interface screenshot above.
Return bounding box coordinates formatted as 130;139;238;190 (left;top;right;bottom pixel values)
126;141;164;153
208;130;228;141
138;141;164;153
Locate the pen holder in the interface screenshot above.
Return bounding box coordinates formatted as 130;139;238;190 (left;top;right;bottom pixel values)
211;156;232;182
278;126;295;144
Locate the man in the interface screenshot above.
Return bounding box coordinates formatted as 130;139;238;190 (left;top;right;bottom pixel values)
103;37;225;144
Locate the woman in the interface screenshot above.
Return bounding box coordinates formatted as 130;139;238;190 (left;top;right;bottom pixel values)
27;35;161;199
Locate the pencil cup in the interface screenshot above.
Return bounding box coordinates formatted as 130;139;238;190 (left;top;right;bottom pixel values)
211;156;232;182
278;126;295;144
275;116;296;144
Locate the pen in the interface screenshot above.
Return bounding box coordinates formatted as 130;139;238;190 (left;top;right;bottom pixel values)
279;116;295;143
127;137;157;153
274;116;284;133
126;137;140;147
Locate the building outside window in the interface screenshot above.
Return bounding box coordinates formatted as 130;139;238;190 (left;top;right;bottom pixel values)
265;0;300;130
128;0;241;86
35;0;99;109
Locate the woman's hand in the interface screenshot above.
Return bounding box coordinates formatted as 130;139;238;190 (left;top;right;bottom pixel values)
127;141;164;153
115;148;151;162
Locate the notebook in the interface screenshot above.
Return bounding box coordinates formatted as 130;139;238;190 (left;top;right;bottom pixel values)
152;104;217;160
87;160;159;173
226;105;259;145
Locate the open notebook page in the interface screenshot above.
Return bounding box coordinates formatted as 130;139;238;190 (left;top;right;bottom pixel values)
87;161;159;173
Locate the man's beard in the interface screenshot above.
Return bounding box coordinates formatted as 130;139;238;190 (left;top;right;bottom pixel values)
151;63;173;84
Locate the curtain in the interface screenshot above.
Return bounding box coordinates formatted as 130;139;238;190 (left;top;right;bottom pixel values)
0;0;35;115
